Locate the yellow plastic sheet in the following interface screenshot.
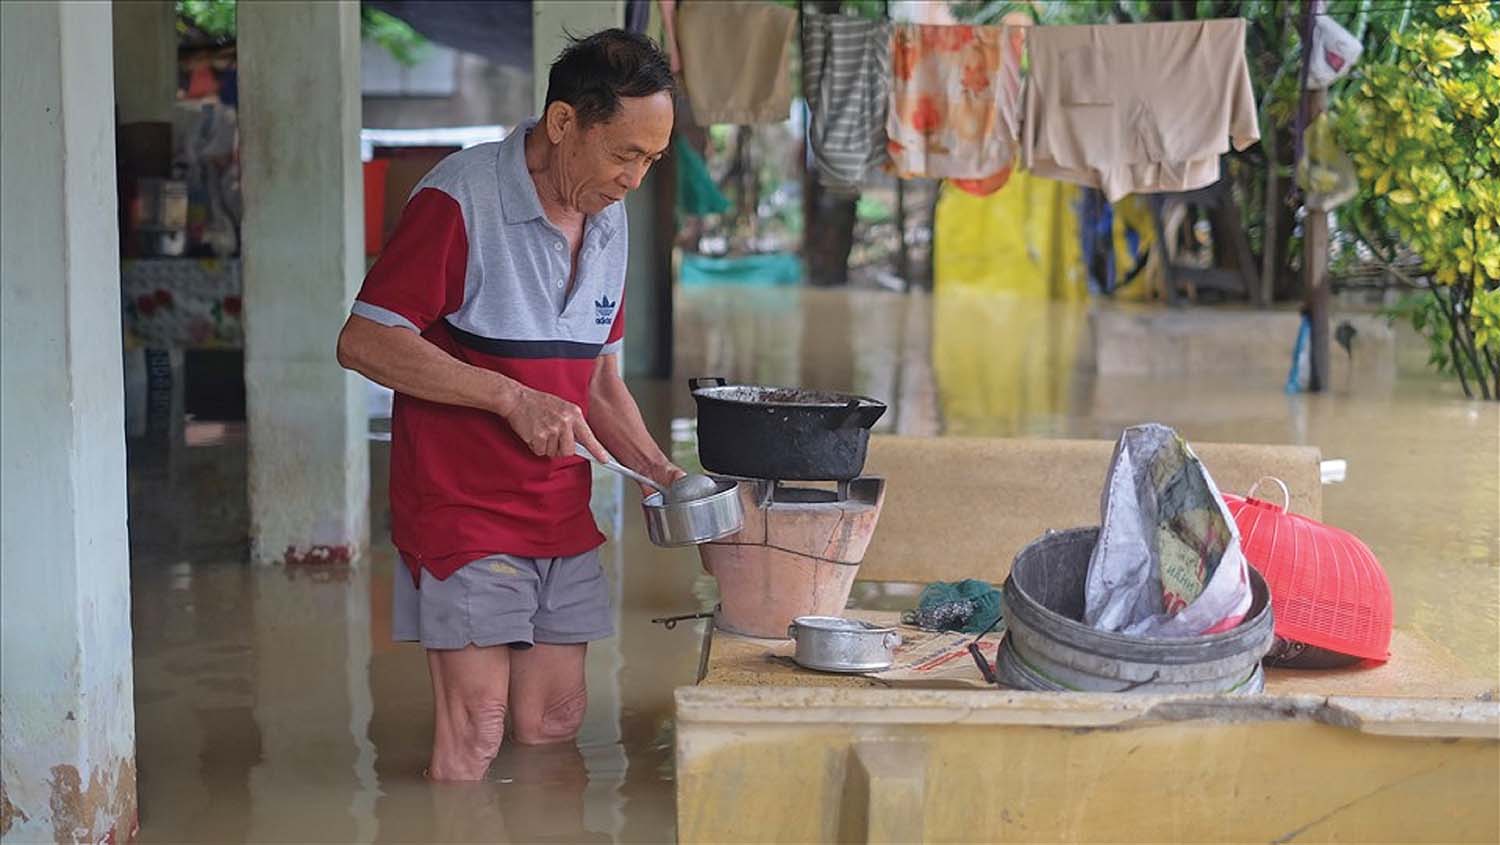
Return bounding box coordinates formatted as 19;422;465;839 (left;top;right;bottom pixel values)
932;170;1086;302
931;171;1088;434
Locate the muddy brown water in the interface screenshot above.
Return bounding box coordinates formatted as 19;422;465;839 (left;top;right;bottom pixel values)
130;287;1497;842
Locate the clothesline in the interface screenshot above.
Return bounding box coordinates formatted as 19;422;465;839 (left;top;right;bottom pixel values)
666;4;1374;202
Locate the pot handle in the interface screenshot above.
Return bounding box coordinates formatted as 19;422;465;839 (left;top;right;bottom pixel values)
689;376;727;393
830;400;863;430
831;400;888;430
884;632;903;650
787;624;799;640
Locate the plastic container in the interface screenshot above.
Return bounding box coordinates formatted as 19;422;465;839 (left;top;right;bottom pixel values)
1224;478;1393;663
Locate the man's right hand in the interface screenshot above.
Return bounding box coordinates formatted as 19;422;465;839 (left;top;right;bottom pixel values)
499;384;609;462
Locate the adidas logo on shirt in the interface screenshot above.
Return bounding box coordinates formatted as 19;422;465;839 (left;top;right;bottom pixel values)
594;295;617;325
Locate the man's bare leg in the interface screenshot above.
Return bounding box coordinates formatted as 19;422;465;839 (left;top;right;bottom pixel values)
508;643;589;745
427;644;511;781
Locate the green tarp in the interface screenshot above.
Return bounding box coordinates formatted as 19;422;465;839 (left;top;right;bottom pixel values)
679;252;803;286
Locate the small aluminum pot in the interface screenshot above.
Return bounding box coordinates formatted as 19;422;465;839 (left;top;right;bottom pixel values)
641;479;743;547
788;616;903;673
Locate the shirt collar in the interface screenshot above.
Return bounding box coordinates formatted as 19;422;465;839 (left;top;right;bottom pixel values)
497;117;621;242
499;119;546;224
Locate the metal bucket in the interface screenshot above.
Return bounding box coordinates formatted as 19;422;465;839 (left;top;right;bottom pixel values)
997;527;1274;694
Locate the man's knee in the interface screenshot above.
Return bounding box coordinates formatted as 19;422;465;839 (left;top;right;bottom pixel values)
512;687;587;745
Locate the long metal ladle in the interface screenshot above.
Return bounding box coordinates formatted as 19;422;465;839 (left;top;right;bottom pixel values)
573;443;668;495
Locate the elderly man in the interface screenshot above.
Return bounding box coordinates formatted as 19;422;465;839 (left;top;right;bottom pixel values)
337;29;679;781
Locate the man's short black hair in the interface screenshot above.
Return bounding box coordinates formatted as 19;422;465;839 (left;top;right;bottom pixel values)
544;28;675;128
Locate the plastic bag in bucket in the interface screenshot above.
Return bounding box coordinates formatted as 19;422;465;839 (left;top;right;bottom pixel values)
1084;424;1253;638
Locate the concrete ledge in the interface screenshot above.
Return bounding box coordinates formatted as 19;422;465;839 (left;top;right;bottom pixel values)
675;685;1499;843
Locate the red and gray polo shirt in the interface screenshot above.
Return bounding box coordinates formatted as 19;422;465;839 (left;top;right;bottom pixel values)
351;121;627;584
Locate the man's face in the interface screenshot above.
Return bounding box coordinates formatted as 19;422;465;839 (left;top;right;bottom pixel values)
550;92;674;216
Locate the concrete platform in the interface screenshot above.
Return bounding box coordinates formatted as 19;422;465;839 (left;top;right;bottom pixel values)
675;684;1498;844
679;613;1499;843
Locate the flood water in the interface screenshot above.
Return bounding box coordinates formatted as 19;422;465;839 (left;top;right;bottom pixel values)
130;285;1499;842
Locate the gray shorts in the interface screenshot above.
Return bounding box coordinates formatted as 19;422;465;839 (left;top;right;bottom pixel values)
393;550;614;650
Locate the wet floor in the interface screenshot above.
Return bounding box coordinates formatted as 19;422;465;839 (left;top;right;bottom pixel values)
130;285;1499;842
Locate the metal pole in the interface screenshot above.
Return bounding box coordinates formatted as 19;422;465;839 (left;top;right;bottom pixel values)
1300;0;1331;391
894;178;910;288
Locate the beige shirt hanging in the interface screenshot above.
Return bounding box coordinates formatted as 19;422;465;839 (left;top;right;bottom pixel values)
675;0;798;125
1022;19;1260;202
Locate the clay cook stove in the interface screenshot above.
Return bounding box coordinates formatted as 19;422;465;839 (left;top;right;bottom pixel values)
688;379;889;639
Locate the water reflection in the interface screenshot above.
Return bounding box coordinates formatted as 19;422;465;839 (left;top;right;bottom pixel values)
931;289;1088;437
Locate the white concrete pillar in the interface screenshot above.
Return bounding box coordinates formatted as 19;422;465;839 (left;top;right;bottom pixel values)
238;0;369;564
112;0;176;124
532;0;626;114
0;3;137;842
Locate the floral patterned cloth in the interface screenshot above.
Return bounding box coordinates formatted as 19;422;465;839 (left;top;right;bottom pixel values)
122;258;243;349
887;24;1026;190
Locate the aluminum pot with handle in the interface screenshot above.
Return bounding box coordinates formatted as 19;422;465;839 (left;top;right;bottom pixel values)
788;616;903;673
689;377;887;481
641;478;743;547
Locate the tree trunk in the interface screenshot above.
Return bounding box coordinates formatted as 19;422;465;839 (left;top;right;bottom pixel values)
806;188;858;286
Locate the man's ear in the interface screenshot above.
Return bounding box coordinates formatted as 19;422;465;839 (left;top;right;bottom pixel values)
544;101;576;143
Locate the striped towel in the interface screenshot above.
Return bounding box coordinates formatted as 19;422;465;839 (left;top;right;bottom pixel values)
802;12;890;194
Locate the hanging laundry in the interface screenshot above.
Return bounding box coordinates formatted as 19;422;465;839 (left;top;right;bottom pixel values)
802;12;890;194
674;0;798;125
887;24;1026;188
1022;19;1260;202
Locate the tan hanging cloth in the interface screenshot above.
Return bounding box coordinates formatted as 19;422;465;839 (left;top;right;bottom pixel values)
1022;18;1260;202
675;0;798;125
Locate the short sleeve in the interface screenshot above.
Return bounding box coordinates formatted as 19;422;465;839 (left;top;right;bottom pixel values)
351;187;468;333
601;292;626;356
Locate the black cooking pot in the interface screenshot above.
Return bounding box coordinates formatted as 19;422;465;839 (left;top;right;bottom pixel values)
689;377;887;481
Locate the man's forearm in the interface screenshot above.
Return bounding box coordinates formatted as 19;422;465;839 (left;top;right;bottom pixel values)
336;315;520;416
587;362;676;484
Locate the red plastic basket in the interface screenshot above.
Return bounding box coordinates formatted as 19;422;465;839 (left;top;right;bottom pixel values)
1223;478;1392;663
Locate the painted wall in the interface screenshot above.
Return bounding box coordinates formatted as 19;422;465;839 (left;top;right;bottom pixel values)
1;2;137;841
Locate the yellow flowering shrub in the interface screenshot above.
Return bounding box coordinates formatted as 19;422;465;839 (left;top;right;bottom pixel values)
1338;1;1500;398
